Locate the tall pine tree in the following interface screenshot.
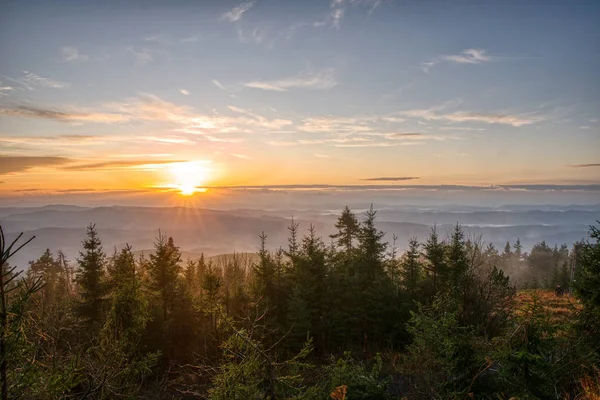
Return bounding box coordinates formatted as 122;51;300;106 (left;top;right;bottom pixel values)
330;206;360;255
75;224;107;330
423;225;446;299
148;232;182;322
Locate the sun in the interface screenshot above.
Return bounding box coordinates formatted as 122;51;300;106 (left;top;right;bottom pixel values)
167;161;209;196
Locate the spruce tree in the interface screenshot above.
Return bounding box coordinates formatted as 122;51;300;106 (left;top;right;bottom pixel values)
288;225;327;353
184;258;198;293
148;232;182;322
513;238;523;259
400;237;423;302
29;249;64;313
423;226;446;298
252;233;281;343
356;205;392;349
446;223;469;288
503;241;512;258
330;206;360;254
104;244;147;341
75;224;107;330
357;204;386;278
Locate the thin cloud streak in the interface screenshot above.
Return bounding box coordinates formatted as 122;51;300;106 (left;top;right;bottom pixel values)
244;69;337;91
0;155;71;175
0;105;129;123
422;48;492;72
570;163;600;168
8;71;67;90
443;49;491;64
60;159;186;171
401;108;544;127
212;80;227;90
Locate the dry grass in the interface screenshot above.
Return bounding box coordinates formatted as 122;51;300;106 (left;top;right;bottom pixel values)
515;289;582;325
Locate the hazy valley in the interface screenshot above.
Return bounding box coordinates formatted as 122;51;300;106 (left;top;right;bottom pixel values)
2;203;597;269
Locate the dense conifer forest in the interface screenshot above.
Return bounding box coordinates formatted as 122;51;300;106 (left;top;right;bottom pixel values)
1;207;599;399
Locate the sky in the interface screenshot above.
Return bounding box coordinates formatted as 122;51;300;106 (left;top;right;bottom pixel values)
0;0;599;201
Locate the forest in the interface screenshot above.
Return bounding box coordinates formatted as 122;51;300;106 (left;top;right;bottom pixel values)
1;206;599;399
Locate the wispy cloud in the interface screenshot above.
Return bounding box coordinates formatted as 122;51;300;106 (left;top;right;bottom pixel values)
227;105;293;129
180;89;190;95
128;48;155;66
61;159;186;171
334;141;422;148
420;61;437;73
60;46;88;62
179;36;200;43
422;48;492;72
212;80;227;91
244;69;337;92
317;0;385;29
331;1;345;29
145;136;193;145
144;33;200;45
0;134;120;146
231;153;252;160
0;155;71;175
298;137;371;145
381;116;406;123
0;95;198;125
9;71;67;90
0;105;129;123
401;108;544;127
298;115;375;133
221;1;255;22
389;133;423;138
443;49;491;64
266;140;298;147
569;163;600;168
0;82;14;96
361;176;419;181
237;27;267;44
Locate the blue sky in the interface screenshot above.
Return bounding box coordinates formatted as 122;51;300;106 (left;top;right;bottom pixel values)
0;0;599;195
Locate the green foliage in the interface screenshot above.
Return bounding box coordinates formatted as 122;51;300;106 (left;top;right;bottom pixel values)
29;248;70;315
288;225;327;354
148;232;182;322
422;226;446;298
104;245;148;342
402;295;478;398
77;338;159;400
494;293;558;399
210;329;318;400
446;223;469;288
575;223;600;312
324;352;391;400
399;237;422;302
574;223;600;360
75;223;108;331
3;214;599;400
331;205;360;254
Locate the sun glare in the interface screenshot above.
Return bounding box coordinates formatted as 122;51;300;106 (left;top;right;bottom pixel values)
167;161;209;196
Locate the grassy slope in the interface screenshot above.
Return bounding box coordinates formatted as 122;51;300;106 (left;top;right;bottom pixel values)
516;289;582;324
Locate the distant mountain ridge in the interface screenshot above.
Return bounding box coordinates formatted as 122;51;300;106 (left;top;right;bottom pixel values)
1;204;594;270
